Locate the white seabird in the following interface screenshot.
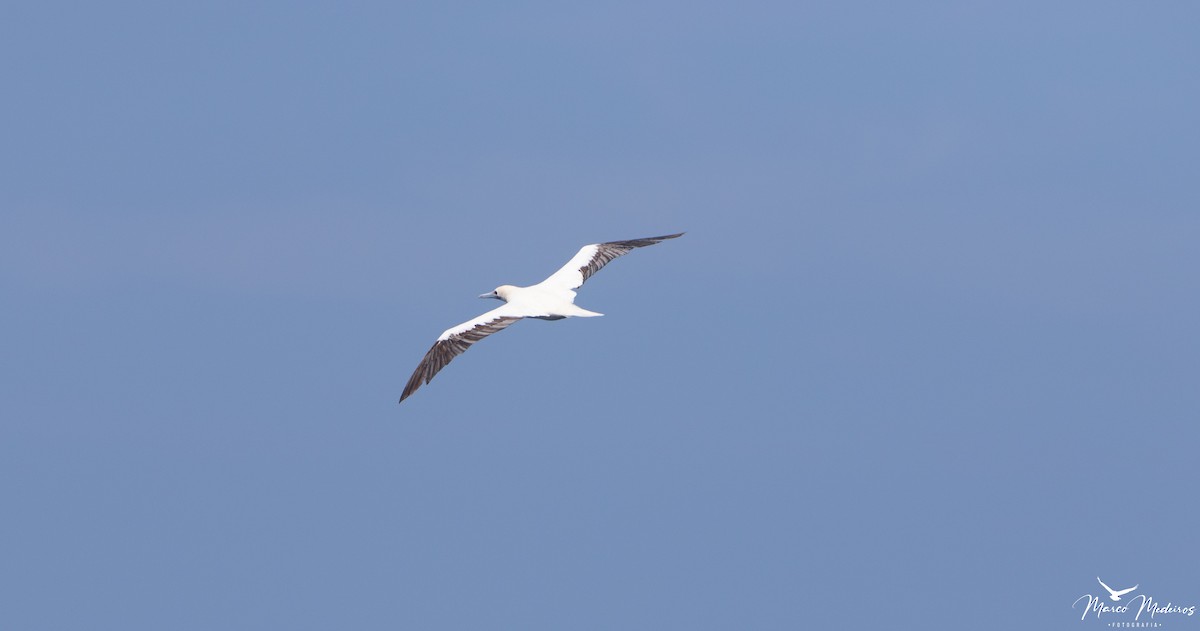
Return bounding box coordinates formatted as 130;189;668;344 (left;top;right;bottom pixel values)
399;232;683;403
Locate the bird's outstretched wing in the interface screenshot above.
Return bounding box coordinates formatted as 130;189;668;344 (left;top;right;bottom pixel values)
1114;584;1138;597
537;233;683;291
1097;577;1115;595
399;306;524;402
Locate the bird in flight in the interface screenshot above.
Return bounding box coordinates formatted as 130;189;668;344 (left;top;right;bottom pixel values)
399;233;683;403
1097;577;1138;601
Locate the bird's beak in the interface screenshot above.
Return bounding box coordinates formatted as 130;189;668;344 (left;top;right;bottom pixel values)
479;292;495;299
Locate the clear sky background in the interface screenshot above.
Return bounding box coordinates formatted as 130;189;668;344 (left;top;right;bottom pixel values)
3;2;1198;629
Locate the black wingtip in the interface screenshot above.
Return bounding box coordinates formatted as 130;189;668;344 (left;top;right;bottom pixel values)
611;232;685;249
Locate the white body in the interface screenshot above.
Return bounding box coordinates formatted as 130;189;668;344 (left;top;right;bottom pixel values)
439;283;600;341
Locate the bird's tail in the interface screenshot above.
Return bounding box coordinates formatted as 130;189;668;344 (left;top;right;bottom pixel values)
570;306;604;317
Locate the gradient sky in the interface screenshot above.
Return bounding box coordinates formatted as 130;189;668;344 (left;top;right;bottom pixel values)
3;2;1198;629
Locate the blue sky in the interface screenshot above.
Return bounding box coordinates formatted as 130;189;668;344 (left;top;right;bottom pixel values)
3;2;1198;629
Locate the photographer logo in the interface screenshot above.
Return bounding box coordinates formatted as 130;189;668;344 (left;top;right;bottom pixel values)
1073;577;1196;626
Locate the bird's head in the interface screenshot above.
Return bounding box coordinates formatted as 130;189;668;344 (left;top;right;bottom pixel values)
479;285;517;302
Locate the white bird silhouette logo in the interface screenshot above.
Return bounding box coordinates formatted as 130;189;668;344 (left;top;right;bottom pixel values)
1097;577;1138;601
